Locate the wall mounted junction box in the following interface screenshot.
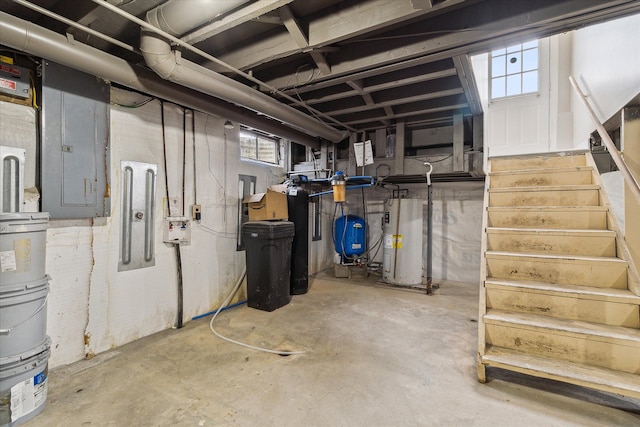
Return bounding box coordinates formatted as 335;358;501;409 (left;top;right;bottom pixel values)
163;217;191;244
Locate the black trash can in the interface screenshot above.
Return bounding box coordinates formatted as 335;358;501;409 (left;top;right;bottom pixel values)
242;221;295;311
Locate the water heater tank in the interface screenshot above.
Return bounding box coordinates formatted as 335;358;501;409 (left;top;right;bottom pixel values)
334;215;366;258
383;198;423;285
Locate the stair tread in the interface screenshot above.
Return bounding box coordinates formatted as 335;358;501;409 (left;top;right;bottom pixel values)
489;166;593;176
486;251;627;264
484;309;640;343
487;227;616;237
488;206;608;211
489;184;600;193
485;278;640;304
481;347;640;395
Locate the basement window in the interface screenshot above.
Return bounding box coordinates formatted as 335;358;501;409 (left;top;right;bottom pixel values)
240;131;280;165
490;40;539;99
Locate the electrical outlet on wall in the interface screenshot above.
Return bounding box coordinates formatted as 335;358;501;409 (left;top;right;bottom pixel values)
192;204;202;221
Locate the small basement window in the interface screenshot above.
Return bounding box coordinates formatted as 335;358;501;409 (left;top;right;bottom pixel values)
240;131;280;165
490;40;539;99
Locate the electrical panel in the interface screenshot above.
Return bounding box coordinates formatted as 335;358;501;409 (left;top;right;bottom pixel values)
119;161;157;272
40;60;110;219
0;62;30;100
0;146;26;212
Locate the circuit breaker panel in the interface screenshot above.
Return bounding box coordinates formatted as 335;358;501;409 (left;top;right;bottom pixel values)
41;60;110;218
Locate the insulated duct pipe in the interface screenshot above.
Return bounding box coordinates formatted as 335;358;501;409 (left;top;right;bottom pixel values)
0;11;320;148
140;1;346;143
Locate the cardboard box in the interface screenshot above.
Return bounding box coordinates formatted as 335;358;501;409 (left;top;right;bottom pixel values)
243;186;288;221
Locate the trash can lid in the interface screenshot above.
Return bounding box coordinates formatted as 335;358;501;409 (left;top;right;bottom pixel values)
242;221;294;238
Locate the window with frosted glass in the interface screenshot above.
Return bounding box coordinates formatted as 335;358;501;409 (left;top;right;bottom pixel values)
490;40;538;99
240;131;279;165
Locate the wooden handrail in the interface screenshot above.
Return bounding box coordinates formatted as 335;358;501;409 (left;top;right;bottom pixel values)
570;75;640;204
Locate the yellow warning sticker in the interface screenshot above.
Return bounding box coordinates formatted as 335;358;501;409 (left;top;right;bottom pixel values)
384;234;403;249
393;234;403;249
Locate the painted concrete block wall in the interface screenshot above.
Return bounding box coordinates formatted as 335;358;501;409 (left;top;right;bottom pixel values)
0;101;37;209
307;197;338;274
336;179;484;285
571;13;640;146
2;87;288;368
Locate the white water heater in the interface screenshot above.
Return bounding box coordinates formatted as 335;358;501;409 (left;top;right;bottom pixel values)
383;198;423;286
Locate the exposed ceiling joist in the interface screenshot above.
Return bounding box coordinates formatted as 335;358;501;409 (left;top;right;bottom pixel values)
279;4;308;46
263;0;640;91
204;0;470;72
453;54;482;115
3;0;638;138
281;57;455;98
181;0;293;44
308;50;331;74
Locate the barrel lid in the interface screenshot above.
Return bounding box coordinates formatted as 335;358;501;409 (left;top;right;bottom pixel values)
0;336;51;366
0;212;50;222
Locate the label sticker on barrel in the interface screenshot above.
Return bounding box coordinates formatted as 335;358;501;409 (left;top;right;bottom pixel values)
10;369;48;422
13;238;32;272
0;250;17;272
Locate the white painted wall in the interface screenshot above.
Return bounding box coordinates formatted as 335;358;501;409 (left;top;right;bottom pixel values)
0;101;38;209
335;179;484;285
571;13;640;147
3;87;291;368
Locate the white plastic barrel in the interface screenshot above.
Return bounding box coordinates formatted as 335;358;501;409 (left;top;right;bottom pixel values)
0;213;49;287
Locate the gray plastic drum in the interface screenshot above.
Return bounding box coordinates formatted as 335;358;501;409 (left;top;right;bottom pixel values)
0;213;49;288
0;338;50;427
0;277;49;359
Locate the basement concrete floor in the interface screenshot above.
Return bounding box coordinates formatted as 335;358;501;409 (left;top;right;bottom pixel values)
25;271;640;427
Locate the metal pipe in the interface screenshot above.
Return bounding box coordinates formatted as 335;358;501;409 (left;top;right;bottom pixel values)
11;0;137;53
92;0;349;142
425;162;434;295
0;11;320;148
570;75;640;204
145;0;248;37
426;184;433;295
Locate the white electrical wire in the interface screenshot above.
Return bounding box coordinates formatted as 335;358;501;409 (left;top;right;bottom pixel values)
209;268;306;356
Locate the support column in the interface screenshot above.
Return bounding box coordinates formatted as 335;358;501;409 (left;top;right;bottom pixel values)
473;114;484;174
453;112;464;172
395;121;405;175
375;128;386;159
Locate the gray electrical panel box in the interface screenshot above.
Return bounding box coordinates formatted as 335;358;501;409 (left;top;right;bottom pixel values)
41;60;110;218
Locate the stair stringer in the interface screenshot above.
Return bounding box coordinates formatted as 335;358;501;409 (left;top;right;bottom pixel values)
585;152;640;296
477;154;492;383
477;151;640;398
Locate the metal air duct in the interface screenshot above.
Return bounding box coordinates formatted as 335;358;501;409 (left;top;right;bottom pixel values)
0;11;320;148
139;0;346;143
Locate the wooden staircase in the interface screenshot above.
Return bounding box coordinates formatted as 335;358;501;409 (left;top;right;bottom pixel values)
478;151;640;399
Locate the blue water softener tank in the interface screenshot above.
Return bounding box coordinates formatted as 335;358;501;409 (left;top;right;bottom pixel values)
334;215;366;257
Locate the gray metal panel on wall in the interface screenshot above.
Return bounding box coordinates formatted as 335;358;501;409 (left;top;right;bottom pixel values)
119;161;157;271
41;60;110;218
